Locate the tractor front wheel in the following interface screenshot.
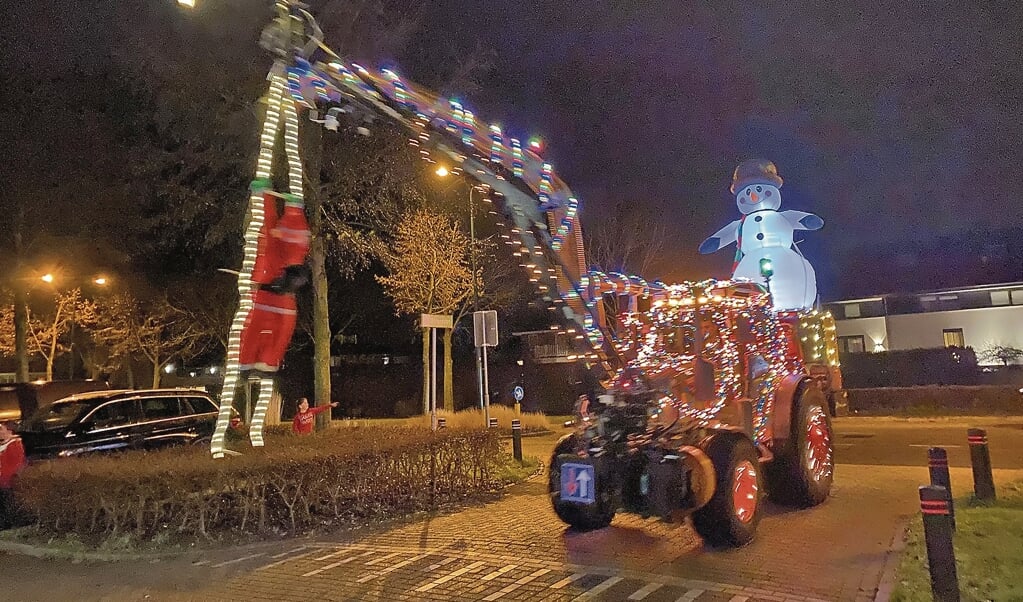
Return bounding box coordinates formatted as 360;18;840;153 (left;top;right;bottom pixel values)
767;385;834;507
692;433;761;547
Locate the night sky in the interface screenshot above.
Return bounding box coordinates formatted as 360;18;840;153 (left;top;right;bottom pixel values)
4;1;1023;300
404;1;1023;295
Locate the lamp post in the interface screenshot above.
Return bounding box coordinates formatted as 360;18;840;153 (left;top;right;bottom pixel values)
434;166;488;410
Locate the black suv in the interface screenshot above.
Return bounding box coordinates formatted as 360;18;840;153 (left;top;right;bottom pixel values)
18;389;227;459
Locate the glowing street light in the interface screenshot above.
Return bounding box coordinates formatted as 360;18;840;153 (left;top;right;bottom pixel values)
435;166;450;178
40;273;54;284
177;0;196;7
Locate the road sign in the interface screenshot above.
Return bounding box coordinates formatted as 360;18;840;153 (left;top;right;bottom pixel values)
420;313;453;329
512;385;524;402
473;310;498;347
560;463;595;504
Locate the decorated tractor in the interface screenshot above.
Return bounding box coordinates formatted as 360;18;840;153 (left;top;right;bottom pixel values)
548;280;838;547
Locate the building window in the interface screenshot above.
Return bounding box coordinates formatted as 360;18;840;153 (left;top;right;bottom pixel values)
943;328;965;348
838;335;866;354
844;303;861;318
1012;290;1023;305
991;290;1011;306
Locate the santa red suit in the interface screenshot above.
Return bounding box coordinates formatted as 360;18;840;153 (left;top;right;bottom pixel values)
239;188;311;374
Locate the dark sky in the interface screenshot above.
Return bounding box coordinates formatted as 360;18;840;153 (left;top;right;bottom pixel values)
4;1;1022;300
401;1;1023;294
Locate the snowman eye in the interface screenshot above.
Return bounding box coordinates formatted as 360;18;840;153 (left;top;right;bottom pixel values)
765;190;772;197
756;186;762;193
745;188;751;196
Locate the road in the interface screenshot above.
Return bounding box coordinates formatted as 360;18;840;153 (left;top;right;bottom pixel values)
3;416;1023;602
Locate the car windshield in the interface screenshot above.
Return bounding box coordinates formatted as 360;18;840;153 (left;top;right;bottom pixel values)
23;400;94;432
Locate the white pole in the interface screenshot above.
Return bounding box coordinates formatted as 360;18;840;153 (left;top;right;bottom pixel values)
431;327;438;430
482;344;491;427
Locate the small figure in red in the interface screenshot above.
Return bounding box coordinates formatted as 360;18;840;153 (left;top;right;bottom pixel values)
292;398;338;435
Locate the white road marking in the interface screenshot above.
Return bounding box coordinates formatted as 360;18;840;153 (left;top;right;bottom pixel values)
364;551;402;566
302;550;374;576
211;553;265;568
675;590;705;602
415;560;486;592
192;560;209;567
481;568;551;601
573;576;623;600
271;546;306;559
728;596;749;602
480;564;519;581
355;552;431;583
628;582;664;600
314;548;350;561
550;572;587;589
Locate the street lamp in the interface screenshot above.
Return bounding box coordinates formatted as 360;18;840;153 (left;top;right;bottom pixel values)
39;273;109;380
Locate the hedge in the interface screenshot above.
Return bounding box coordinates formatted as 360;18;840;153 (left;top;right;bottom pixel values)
14;426;502;543
846;385;1023;416
840;347;979;388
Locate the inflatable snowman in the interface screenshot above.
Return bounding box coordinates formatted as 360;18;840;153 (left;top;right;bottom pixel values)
698;160;823;311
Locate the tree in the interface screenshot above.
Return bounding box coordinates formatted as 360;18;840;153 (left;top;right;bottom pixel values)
377;210;478;412
26;289;97;382
0;299;14;358
980;344;1023;367
584;200;669;276
91;293;205;388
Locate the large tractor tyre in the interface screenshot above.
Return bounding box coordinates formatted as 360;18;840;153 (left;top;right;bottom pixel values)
548;435;616;530
767;385;834;507
692;434;762;548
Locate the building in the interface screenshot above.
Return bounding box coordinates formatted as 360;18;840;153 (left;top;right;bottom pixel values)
826;282;1023;364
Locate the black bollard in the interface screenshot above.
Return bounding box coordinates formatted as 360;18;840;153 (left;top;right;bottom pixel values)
488;417;498;429
437;417;446;429
928;447;956;531
967;428;996;502
919;485;960;602
511;419;523;462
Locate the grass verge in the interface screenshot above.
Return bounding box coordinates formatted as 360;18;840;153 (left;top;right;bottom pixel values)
892;480;1023;601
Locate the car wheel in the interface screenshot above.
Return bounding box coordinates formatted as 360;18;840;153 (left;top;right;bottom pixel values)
767;384;834;507
548;435;615;530
692;433;761;547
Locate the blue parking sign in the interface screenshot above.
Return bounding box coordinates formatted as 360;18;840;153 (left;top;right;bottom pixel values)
560;463;595;504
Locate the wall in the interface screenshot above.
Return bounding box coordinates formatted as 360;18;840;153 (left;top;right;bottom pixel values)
887;305;1023;360
834;316;889;352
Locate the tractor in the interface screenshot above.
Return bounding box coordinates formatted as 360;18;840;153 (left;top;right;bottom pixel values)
549;280;838;547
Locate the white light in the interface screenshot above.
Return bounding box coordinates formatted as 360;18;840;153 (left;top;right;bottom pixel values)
177;0;195;7
165;364;175;374
435;166;450;177
40;273;54;284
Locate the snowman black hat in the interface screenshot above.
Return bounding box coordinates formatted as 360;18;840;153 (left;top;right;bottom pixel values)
730;159;783;194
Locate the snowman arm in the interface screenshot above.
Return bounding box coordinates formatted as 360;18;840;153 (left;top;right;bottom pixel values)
698;220;739;254
782;210;824;231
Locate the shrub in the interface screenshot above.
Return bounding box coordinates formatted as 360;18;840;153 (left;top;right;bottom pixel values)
847;385;1023;416
841;347;979;388
14;426;502;543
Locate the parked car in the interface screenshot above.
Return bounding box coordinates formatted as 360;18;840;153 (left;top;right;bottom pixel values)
18;388;236;459
0;379;109;427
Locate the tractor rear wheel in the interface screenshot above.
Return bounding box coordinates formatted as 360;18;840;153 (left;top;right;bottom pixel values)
548;435;616;530
692;433;761;547
767;384;834;507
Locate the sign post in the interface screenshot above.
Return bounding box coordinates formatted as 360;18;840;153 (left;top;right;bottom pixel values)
473;310;499;428
421;313;453;431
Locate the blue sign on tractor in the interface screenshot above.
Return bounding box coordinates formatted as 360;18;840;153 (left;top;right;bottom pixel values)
560;463;595;504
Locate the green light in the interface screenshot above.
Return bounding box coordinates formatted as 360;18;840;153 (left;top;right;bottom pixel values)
759;258;774;278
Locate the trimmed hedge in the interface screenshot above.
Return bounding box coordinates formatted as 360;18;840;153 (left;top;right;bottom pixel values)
840;347;979;388
14;426;502;542
847;385;1023;416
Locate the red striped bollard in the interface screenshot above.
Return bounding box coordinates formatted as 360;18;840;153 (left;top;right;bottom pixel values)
919;485;960;602
967;428;996;502
927;447;956;531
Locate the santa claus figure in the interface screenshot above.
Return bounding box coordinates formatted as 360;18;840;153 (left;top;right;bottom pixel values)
239;182;311;375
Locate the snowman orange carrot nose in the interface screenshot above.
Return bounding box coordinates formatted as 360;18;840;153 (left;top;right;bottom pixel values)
750;192;759;202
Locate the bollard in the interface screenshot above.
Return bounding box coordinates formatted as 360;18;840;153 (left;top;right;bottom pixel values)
928;447;956;531
511;419;522;462
437;417;446;429
919;485;960;602
488;417;498;428
967;428;996;501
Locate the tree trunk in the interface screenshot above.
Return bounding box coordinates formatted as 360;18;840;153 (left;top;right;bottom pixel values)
422;328;429;414
13;204;28;382
443;328;454;411
127;363;135;389
152;362;161;389
45;357;53;382
302;115;332;431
